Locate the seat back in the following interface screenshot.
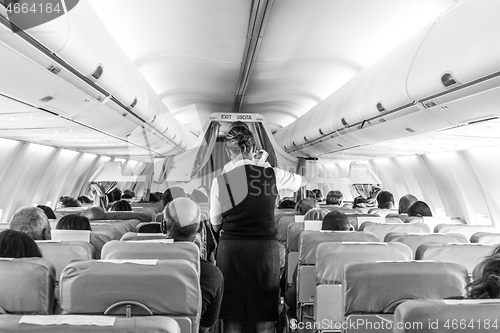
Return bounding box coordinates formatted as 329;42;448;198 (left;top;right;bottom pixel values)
90;223;126;240
470;231;500;244
415;242;494;274
101;240;199;272
384;232;469;254
421;216;455;233
359;222;430;241
36;241;95;281
394;299;500;333
348;216;384;231
0;258;55;314
286;222;304;253
278;215;295;243
434;224;500;240
344;261;468;316
120;232;169;241
60;259;200;333
299;230;379;265
316;242;413;285
105;212;151;222
0;315;180;333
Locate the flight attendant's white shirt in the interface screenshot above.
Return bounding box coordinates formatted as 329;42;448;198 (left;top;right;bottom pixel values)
221;159;272;174
211;159;302;226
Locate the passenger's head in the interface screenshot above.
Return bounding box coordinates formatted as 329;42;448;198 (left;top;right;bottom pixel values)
228;121;249;131
123;189;135;197
121;193;133;199
225;126;255;159
56;214;91;231
37;205;56;220
467;253;500;299
278;199;296;209
398;194;418;214
162;197;201;242
295;198;318;215
162;187;186;208
110;188;122;202
0;229;42;258
9;207;51;240
137;223;162;233
77;195;93;204
81;207;107;220
322;211;352;231
109;200;132;212
190;189;208;204
304;208;329;221
326;190;343;206
407;201;432;217
312;189;323;202
58;196;81;208
377;191;394;209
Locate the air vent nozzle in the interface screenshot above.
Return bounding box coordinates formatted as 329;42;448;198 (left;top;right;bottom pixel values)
39;96;55;103
130;97;138;108
91;64;103;80
341;118;348;126
441;72;459;88
376;102;386;112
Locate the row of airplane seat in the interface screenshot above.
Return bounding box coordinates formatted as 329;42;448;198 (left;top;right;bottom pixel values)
0;242;202;333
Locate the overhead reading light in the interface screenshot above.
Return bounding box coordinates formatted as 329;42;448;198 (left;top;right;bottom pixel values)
441;72;460;88
405;127;415;133
39;96;55;103
130;97;138;109
341;118;348;126
91;64;103;80
376;102;386;112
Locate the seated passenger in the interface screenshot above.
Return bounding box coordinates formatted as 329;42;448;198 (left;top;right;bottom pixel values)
312;189;323;202
37;205;56;220
0;229;42;258
285;211;352;316
295;198;318;215
56;214;108;259
155;187;187;221
123;189;135;197
376;190;395;209
352;186;381;209
121;193;133;199
9;206;51;240
407;200;433;217
81;207;107;220
137;222;162;233
163;197;224;332
77;195;93;204
57;196;81;209
191;189;209;205
303;208;329;221
467;253;500;299
324;190;343;210
277;198;296;209
109;199;132;212
398;194;418;214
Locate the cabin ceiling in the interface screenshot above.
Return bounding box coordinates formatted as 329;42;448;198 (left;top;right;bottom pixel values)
88;0;458;134
6;0;499;162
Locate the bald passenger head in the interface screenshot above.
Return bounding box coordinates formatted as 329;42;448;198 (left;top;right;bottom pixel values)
163;197;201;241
81;207;107;220
398;194;418;214
9;206;51;240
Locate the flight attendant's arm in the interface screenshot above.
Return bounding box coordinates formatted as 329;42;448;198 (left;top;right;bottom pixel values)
210;178;222;233
273;168;307;192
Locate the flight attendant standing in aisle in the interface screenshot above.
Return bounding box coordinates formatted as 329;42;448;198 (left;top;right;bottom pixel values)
210;126;306;333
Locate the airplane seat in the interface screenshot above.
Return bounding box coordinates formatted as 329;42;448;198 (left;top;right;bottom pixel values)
0;258;56;315
393;299;500;333
89;223;127;240
366;208;398;217
274;209;296;225
470;231;500;244
296;230;378;322
36;241;95;282
359;221;430;242
131;207;157;221
60;259;200;333
348;215;384;231
415;242;494;275
285;222;304;286
386;213;409;222
90;232;113;259
434;224;500;240
104;212;151;222
314;242;412;330
384;217;404;223
136;222;162;233
384;232;469;255
343;261;468;333
120;232;168;241
420;216;453;233
155;212;163;222
0;315;181;333
100;240;200;273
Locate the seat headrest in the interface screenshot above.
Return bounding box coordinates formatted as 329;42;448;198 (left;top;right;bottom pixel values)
298;230;378;265
344;261;468;315
359;222;430;241
316;242;412;284
60;259;200;317
384;232;469;253
0;258;55;314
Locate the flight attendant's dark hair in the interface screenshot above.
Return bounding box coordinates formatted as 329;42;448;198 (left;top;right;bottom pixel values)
226;126;255;155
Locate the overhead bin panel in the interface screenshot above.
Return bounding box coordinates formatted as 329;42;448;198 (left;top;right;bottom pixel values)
407;0;500;107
